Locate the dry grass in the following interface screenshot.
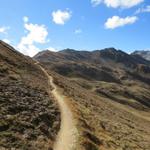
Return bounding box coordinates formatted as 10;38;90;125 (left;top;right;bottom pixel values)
0;41;60;150
48;70;150;150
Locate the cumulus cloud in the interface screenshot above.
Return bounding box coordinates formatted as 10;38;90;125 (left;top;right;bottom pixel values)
0;26;10;34
135;5;150;14
17;17;48;57
105;16;138;29
52;10;71;25
18;43;40;57
91;0;144;8
74;29;82;34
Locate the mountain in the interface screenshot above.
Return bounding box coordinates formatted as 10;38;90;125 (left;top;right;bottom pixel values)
34;48;150;150
0;40;60;150
35;48;149;65
1;41;150;150
132;50;150;61
34;48;150;84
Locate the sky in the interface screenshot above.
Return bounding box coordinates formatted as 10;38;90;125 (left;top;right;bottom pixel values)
0;0;150;56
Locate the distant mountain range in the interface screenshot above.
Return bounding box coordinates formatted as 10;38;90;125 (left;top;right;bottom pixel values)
34;48;150;83
132;50;150;61
35;48;150;65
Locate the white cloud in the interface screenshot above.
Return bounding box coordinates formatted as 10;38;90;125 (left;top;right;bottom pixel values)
23;23;48;44
17;17;48;57
52;10;71;25
135;5;150;14
74;29;82;34
2;39;11;44
105;16;138;29
91;0;144;8
91;0;102;6
47;47;57;52
0;26;9;34
23;16;29;23
104;0;144;8
0;27;6;33
18;43;40;57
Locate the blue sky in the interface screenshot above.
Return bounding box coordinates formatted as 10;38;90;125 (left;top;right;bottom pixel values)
0;0;150;56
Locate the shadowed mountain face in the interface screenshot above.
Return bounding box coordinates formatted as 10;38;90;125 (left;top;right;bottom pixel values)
34;48;150;84
0;41;60;150
35;48;150;65
132;50;150;61
35;48;150;150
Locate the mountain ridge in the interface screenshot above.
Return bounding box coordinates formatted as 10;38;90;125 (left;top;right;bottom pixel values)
34;47;150;84
34;48;150;65
132;50;150;61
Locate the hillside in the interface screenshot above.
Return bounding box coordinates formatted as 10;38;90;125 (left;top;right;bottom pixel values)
0;41;60;150
132;50;150;61
35;48;150;150
34;48;150;85
1;41;150;150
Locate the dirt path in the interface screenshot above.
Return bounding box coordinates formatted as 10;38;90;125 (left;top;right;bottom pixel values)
38;64;78;150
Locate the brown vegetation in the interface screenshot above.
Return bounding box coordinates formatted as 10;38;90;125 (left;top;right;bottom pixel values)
0;41;60;150
35;48;150;150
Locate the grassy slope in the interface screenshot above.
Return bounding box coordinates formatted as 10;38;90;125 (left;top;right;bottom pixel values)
51;72;150;150
0;41;60;150
35;49;150;150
